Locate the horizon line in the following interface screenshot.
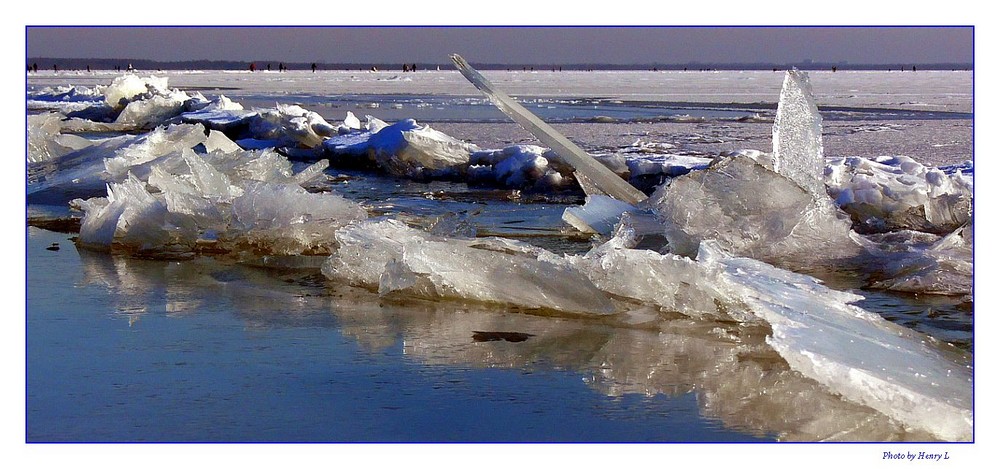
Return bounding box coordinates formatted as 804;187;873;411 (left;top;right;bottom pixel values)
25;57;975;71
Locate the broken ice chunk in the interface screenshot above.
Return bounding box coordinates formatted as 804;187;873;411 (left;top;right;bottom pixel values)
27;112;94;163
180;149;244;200
115;93;187;129
202;129;243;154
825;156;972;234
368;118;477;179
322;218;426;289
646;154;861;271
75;138;366;257
343;111;361;130
568;238;753;322
230;182;367;255
104;124;209;181
248;104;337;148
493;147;551;187
103;74;170;110
28;124;209;204
469;145;576;190
625;153;712;178
863;224;973;296
178;96;256;133
380;237;616;314
699;241;972;441
77;172;172;251
322;219;617;315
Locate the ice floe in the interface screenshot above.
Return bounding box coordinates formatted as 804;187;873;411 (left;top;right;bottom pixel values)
316;207;972;440
27;71;974;297
26;69;974;440
322;218;618;315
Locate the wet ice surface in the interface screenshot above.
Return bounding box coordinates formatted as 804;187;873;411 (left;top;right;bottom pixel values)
26;69;973;442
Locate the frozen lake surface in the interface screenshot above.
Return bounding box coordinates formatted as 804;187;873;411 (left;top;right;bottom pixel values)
26;69;973;443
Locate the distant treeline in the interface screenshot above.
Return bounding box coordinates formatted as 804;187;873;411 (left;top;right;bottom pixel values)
27;57;974;72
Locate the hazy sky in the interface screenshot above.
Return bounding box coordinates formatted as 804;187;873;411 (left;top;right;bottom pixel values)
26;26;973;65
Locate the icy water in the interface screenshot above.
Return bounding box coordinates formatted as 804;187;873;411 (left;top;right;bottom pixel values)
29;226;773;442
25;70;973;443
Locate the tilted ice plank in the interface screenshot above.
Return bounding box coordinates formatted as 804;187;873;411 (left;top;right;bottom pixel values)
451;54;647;205
562;195;641;236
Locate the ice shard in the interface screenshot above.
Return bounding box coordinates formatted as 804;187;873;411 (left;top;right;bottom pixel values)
202;129;243;154
773;70;828;201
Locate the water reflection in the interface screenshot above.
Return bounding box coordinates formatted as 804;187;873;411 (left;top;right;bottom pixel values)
325;293;936;441
70;245;942;441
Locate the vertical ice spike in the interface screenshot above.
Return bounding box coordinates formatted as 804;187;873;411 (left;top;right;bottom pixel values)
773;70;827;201
451;54;647;205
